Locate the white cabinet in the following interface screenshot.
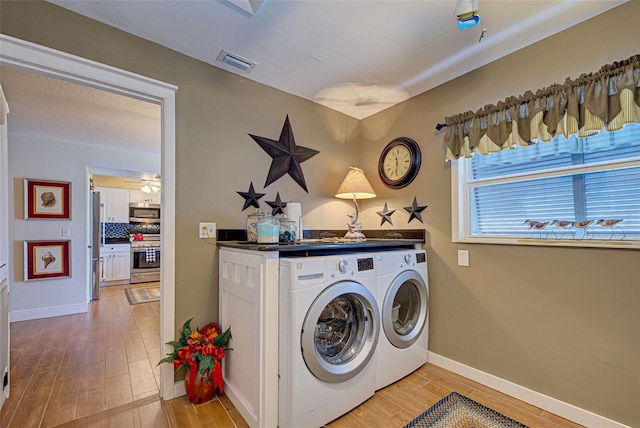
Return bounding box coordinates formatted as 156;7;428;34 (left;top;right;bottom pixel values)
95;187;130;223
219;248;279;427
129;189;161;204
100;244;130;283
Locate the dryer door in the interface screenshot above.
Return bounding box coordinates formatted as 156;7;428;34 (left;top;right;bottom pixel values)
301;280;379;383
382;270;428;349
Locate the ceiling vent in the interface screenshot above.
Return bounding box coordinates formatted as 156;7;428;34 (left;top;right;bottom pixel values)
216;50;257;72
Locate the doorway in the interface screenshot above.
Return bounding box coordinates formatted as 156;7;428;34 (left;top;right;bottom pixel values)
0;34;177;399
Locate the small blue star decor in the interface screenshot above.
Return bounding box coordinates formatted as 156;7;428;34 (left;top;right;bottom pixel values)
404;197;428;223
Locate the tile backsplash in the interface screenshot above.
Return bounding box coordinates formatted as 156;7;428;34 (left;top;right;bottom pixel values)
103;223;160;238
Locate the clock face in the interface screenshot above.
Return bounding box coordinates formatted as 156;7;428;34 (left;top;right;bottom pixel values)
378;137;421;189
383;144;411;181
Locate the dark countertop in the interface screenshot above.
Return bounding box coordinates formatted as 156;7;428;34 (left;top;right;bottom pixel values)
217;238;423;255
104;238;130;244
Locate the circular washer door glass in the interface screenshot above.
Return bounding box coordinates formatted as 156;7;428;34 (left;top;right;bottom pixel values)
393;281;421;336
314;295;365;365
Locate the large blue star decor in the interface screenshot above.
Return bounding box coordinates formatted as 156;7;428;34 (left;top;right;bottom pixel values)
249;115;319;192
404;197;428;224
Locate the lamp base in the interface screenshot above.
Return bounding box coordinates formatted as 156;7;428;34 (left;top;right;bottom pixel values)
343;230;366;241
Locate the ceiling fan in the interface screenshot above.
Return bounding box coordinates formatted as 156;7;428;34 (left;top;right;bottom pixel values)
140;180;161;194
123;174;162;193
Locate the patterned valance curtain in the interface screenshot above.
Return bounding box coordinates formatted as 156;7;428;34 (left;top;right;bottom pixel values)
443;54;640;160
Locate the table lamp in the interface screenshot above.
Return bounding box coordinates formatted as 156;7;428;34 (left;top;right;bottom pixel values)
335;167;376;240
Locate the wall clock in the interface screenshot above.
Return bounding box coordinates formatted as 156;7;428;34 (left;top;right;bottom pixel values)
378;137;421;189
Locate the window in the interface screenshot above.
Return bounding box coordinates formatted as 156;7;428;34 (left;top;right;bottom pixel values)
452;123;640;248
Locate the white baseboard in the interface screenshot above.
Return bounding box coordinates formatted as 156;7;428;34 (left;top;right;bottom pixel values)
9;302;87;322
173;380;185;398
427;352;630;428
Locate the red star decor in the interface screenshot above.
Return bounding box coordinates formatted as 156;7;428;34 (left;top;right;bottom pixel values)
249;115;319;193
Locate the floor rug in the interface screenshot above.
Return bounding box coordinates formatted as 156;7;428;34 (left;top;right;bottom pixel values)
124;285;160;305
405;392;528;428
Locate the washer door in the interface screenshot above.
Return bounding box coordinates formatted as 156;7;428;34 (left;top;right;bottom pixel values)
301;281;379;383
382;270;428;349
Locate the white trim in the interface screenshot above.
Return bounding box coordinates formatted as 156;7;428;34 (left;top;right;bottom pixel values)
0;34;177;399
173;380;186;398
427;352;631;428
450;149;640;250
10;303;88;322
0;36;175;102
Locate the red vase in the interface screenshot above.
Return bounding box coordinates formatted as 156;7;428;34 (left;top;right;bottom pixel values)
184;361;224;405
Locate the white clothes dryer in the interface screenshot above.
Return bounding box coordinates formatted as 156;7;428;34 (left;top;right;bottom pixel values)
279;253;380;428
374;249;429;391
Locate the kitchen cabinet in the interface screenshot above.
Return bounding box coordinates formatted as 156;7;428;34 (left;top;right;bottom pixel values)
95;187;129;223
100;244;130;283
129;189;161;204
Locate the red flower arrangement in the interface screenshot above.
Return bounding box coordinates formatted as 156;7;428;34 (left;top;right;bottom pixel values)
159;318;232;404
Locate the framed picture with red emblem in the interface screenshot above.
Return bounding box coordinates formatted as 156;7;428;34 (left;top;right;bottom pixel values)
24;240;71;281
24;179;71;220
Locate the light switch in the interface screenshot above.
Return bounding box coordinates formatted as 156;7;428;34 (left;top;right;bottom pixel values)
457;250;469;267
199;222;216;239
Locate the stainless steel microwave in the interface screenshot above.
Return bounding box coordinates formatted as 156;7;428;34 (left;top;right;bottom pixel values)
129;203;160;224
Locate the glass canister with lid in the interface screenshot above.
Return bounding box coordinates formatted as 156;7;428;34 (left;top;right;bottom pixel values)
278;214;296;243
257;214;279;243
246;209;266;243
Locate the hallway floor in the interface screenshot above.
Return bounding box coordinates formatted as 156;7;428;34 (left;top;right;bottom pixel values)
0;284;583;427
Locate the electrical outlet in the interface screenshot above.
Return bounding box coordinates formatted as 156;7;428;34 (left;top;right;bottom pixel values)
199;222;216;239
61;227;71;237
457;250;470;267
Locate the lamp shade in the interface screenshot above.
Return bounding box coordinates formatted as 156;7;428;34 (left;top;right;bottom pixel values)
335;167;376;199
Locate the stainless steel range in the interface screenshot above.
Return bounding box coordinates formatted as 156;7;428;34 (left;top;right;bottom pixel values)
130;233;161;283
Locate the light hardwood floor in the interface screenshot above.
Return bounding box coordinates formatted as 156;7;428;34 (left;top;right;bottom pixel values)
0;284;583;427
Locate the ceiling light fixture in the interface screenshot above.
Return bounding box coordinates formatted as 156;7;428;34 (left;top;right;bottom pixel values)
216;50;257;72
141;181;160;194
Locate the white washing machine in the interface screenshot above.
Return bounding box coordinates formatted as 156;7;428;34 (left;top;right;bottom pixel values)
374;249;429;391
279;253;380;428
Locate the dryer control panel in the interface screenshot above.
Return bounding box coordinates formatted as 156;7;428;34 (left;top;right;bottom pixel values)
357;257;374;271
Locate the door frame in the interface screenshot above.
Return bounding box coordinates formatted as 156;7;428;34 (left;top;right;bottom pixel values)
0;34;178;399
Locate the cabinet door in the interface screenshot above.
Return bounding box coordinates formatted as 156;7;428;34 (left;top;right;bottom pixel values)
129;189;147;203
99;256;107;281
112;251;130;281
101;254;113;281
149;191;161;204
111;188;130;223
94;187;129;223
130;189;161;204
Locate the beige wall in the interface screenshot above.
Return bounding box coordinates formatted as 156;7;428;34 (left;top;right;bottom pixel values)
359;3;640;426
2;1;638;425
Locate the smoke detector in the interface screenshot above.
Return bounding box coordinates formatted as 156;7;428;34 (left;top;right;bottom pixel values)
216;50;257;72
